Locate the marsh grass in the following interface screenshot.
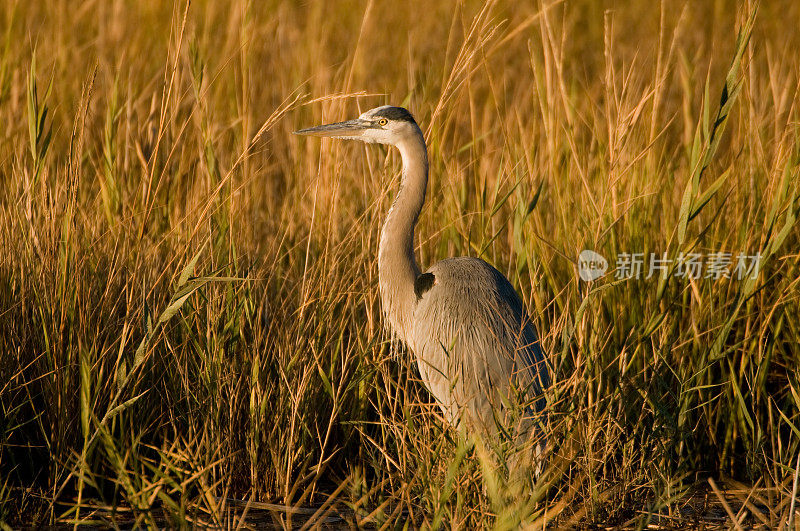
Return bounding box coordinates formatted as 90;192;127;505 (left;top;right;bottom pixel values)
1;0;799;528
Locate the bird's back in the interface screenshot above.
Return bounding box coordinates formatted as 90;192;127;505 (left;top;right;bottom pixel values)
409;256;549;439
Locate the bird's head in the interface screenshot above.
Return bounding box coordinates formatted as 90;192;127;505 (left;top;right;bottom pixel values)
293;105;420;145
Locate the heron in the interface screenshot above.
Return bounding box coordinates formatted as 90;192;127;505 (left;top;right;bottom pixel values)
294;105;549;475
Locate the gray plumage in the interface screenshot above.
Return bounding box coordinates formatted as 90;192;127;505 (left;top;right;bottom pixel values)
295;105;549;471
411;257;548;432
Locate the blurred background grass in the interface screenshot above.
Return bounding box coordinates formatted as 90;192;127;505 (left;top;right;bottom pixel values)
1;0;799;527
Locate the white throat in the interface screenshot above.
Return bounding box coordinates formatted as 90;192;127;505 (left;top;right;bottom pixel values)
377;127;428;344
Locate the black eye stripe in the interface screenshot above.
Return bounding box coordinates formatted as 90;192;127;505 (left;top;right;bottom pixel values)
371;106;416;123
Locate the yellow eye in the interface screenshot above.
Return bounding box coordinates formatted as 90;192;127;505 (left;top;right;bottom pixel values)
378;118;388;126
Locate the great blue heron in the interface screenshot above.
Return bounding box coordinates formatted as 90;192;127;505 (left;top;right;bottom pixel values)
295;105;549;473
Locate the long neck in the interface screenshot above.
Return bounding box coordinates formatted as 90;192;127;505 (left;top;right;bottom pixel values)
378;128;428;343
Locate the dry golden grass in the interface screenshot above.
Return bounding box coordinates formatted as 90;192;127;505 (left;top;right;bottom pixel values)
1;0;799;528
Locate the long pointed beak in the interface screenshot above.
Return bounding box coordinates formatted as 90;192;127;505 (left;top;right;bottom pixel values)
293;118;373;138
